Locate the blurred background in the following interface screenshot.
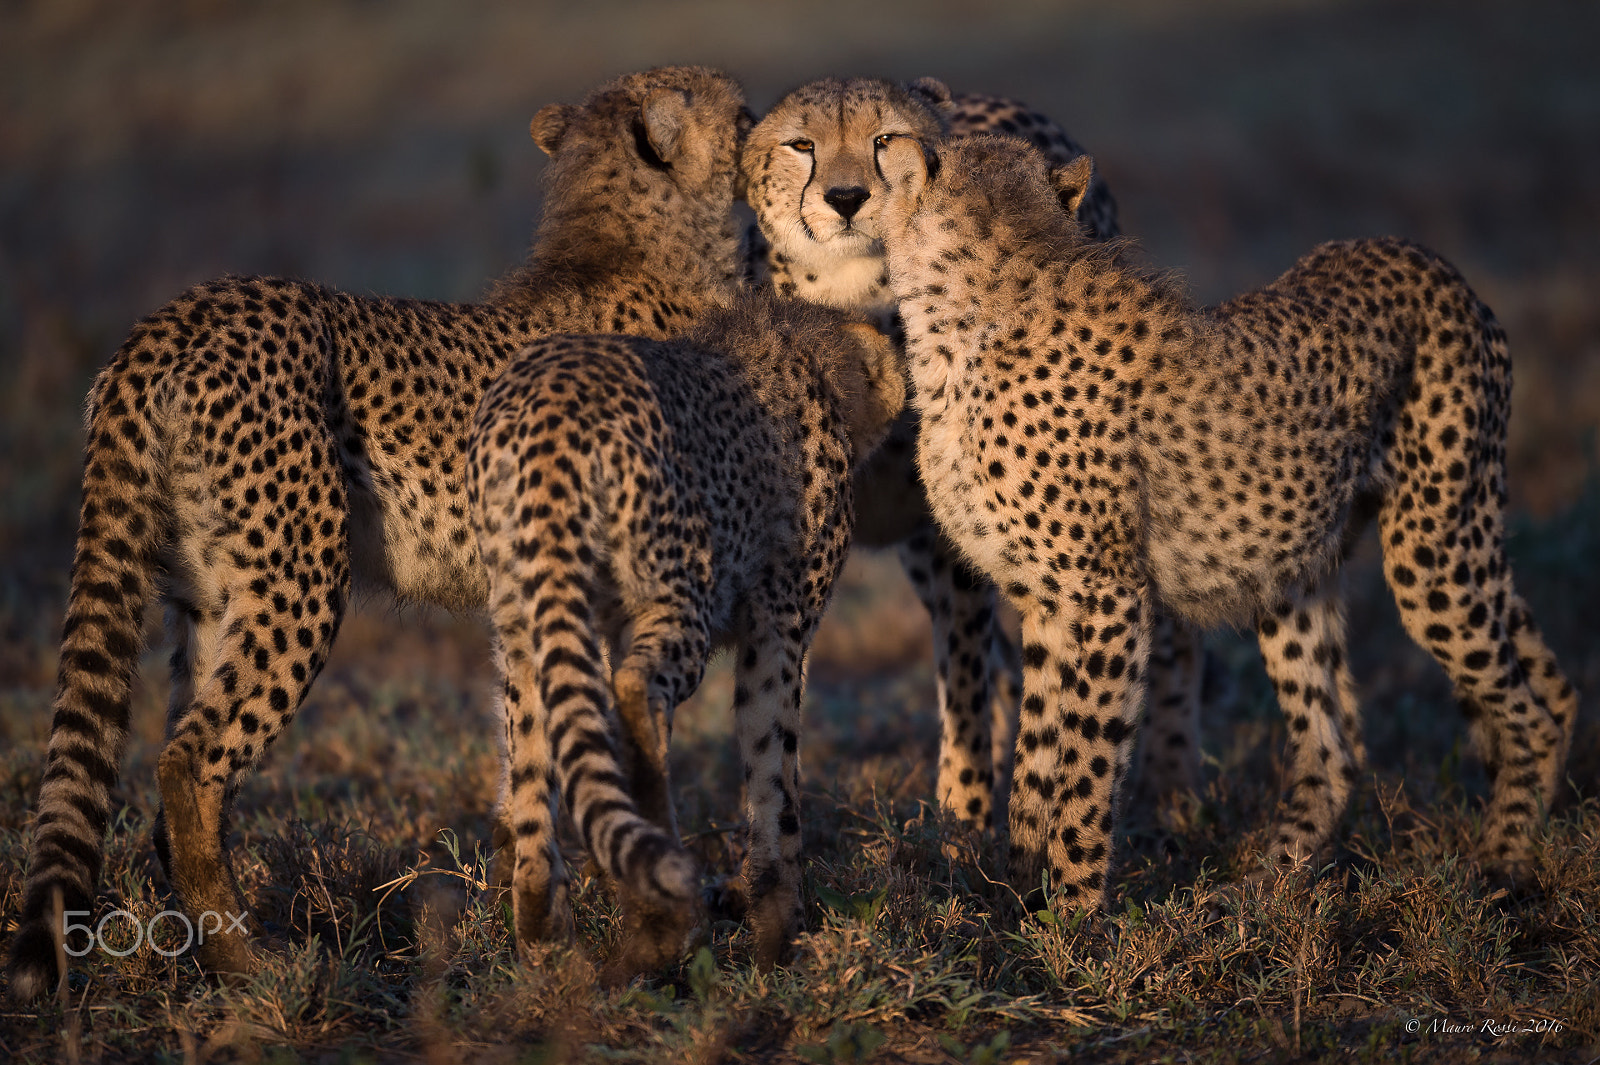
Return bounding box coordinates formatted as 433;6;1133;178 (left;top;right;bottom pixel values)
1;0;1596;839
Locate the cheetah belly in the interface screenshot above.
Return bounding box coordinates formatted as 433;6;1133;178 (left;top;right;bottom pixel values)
1139;438;1365;631
343;452;489;612
1143;523;1291;631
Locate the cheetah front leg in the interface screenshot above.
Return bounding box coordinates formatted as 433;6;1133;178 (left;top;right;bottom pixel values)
1008;579;1150;914
899;530;1010;831
731;593;814;968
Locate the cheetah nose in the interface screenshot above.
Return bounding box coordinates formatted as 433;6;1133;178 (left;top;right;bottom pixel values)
823;186;870;221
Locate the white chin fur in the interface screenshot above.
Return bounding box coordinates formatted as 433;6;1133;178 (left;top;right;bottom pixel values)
817;228;880;256
794;245;890;312
761;215;892;312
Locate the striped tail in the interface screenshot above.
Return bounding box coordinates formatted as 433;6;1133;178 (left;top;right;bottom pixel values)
7;344;166;1001
535;578;698;915
474;430;699;976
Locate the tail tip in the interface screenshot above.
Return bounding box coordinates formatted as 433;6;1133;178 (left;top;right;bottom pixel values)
5;930;63;1005
656;849;699;902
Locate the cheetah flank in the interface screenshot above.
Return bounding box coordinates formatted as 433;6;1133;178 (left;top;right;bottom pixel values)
469;292;904;975
6;65;752;1001
741;76;1202;832
875;133;1575;912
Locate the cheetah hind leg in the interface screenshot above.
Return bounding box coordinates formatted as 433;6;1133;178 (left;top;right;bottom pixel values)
1506;593;1579;796
155;748;256;981
156;562;345;979
611;603;711;842
153;600;258;983
1252;581;1363;880
153;414;349;980
491;625;574;953
601;666;705;986
1394;577;1572;882
1378;488;1572;882
729;603;812;969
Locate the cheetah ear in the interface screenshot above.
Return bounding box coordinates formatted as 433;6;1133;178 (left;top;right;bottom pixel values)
876;135;936;198
531;104;575;156
638;87;692;167
906;77;953;111
1048;155;1095;217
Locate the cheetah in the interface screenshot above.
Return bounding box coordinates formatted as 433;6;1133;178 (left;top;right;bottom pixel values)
740;76;1203;832
469;291;904;976
872;133;1576;913
6;65;752;1001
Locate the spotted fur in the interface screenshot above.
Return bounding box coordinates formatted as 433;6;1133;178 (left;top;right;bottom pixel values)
741;77;1201;832
468;293;904;976
875;134;1576;911
5;65;751;1001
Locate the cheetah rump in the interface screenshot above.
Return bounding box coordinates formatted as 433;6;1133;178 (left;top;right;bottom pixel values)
6;66;751;1002
874;133;1575;914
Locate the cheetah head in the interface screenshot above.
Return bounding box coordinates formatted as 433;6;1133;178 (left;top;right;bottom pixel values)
743;77;950;270
875;133;1096;276
529;66;754;247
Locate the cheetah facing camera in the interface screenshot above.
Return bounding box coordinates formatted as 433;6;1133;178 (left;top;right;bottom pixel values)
741;74;1204;836
469;292;905;976
6;65;751;1002
875;133;1575;912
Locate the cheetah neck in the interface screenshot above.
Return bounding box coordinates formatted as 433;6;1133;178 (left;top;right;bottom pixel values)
497;197;742;318
886;221;985;412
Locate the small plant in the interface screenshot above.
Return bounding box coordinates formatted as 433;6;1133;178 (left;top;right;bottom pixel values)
796;1022;887;1064
937;1028;1012;1065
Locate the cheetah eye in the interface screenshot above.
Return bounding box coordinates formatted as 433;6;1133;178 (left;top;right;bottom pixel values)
786;138;814;153
873;133;902;150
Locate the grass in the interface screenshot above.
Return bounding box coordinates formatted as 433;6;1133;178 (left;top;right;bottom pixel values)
1;474;1597;1062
